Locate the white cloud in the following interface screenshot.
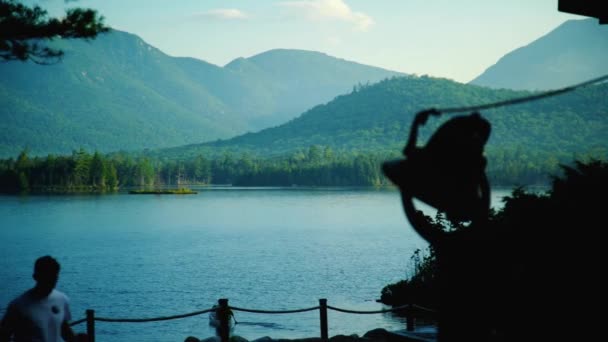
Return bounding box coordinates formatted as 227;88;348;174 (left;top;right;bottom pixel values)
194;9;249;20
279;0;374;31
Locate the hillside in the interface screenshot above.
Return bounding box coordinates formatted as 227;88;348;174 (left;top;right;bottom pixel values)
157;75;608;161
0;30;242;158
224;49;404;128
470;19;608;90
0;30;402;158
6;76;607;189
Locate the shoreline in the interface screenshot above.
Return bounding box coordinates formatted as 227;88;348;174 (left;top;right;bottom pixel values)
0;184;549;196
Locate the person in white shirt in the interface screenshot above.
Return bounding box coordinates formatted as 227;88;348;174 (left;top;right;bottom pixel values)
1;256;76;342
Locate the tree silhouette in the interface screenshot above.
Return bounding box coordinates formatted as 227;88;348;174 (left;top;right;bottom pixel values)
381;159;608;341
0;0;108;64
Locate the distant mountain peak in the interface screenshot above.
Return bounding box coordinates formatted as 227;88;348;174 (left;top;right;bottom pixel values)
223;56;254;70
254;48;327;54
226;48;390;71
470;18;608;90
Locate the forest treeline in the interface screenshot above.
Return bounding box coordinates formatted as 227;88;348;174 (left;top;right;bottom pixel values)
1;146;603;193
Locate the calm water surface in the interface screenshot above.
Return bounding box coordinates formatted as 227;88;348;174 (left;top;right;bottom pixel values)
0;187;513;341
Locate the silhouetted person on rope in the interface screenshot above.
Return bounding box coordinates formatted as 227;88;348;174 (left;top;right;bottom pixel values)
384;109;502;342
0;256;79;342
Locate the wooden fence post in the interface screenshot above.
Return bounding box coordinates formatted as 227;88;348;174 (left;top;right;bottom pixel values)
406;304;415;332
86;309;95;342
218;298;230;342
319;298;328;340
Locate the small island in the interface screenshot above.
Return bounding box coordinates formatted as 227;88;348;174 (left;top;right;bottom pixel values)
128;188;197;195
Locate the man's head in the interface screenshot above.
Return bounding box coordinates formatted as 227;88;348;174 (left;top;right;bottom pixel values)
33;255;60;295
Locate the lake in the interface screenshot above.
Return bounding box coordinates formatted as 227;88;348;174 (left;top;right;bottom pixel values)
0;187;514;341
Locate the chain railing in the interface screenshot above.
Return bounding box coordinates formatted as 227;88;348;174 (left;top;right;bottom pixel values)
69;298;436;342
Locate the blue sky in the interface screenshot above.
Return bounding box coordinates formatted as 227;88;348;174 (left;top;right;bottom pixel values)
40;0;584;83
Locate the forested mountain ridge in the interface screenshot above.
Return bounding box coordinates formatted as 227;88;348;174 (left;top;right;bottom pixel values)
160;75;608;157
5;75;606;190
0;30;242;158
470;18;608;90
0;29;402;158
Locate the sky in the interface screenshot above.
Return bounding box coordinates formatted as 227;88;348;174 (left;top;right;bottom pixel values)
38;0;585;83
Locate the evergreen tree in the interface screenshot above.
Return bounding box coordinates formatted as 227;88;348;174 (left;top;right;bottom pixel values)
104;161;118;189
135;157;155;187
192;155;211;184
0;0;108;63
89;151;105;187
72;148;91;186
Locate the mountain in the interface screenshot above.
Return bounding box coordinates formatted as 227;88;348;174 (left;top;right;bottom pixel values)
157;75;608;161
223;49;404;128
0;30;402;158
469;19;608;90
0;30;243;158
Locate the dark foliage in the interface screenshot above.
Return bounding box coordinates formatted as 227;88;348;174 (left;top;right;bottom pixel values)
380;159;608;340
0;0;108;63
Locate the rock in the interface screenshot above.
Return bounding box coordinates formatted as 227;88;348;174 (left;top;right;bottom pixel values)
364;328;435;342
187;327;433;342
230;336;250;342
199;337;221;342
329;334;363;342
250;337;273;342
363;329;391;342
275;338;321;342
